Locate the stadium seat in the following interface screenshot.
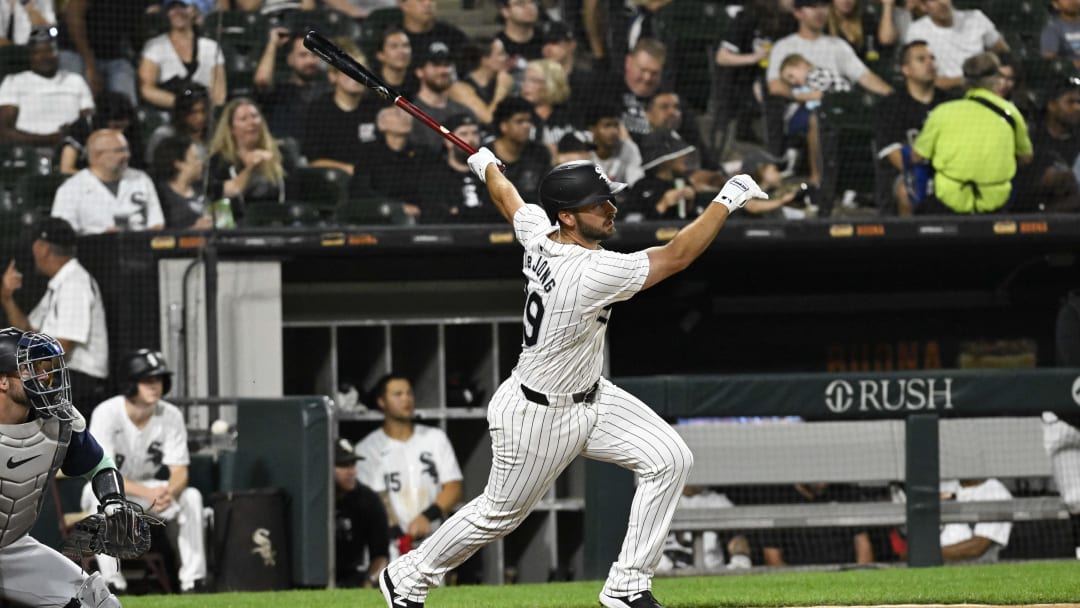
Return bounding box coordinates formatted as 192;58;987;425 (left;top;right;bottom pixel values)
242;201;322;228
284;166;351;216
136;105;170;141
0;143;50;184
0;45;28;81
202;10;269;58
653;0;729;111
281;8;362;41
816;91;878;211
336;196;415;226
222;46;258;99
359;8;403;59
1022;56;1080;95
14;173;68;213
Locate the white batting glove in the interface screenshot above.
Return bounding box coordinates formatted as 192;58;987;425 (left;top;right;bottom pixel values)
467;147;501;183
713;174;768;213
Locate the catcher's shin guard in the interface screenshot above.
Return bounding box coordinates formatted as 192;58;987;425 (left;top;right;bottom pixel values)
73;572;121;608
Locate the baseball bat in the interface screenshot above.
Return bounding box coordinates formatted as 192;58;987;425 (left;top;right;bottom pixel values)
303;31;480;157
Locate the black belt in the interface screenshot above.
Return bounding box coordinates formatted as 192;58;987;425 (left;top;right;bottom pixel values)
520;381;599;406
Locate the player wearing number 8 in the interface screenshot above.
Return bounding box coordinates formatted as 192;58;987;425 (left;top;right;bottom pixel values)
378;149;767;608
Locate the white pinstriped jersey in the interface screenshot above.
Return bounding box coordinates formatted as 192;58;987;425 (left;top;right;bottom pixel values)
89;396;190;482
512;204;650;394
354;425;462;526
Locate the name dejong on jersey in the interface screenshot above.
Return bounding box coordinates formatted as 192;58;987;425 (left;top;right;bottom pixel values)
512;205;650;395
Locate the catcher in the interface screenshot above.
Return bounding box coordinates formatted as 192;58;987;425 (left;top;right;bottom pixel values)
0;327;152;607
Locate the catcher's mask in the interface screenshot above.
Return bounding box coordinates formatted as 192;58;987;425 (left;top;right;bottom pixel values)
4;328;75;421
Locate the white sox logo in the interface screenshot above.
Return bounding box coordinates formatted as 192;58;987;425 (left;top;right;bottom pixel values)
251;528;276;566
824;378;954;413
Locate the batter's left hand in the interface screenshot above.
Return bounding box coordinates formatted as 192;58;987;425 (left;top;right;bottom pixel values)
406;514;433;539
713;174;768;213
467;147;501;183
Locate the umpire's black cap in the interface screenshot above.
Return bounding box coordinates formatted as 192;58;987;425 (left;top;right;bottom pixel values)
538;161;626;224
31;217;76;248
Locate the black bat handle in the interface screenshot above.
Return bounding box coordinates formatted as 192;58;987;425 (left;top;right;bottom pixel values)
303;31;401;102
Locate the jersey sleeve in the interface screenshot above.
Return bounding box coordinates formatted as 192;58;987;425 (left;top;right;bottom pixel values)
433;431;463;484
61;427;106;477
40;272;94;343
162;407;190;466
513;203;555;245
50;182;82;234
581;249;650;308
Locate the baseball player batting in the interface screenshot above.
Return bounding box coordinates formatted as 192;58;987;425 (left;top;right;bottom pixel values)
379;148;766;608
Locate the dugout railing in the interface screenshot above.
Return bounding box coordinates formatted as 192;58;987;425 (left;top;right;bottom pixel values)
584;369;1080;576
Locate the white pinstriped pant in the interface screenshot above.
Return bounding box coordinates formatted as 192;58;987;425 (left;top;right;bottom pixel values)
1044;419;1080;513
387;375;694;601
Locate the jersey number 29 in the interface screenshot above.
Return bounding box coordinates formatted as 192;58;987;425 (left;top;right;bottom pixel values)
523;291;545;346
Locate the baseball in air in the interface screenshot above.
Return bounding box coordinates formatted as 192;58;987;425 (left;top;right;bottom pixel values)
210;419;230;435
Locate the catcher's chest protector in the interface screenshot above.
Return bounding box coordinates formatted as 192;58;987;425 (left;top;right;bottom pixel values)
0;418;70;547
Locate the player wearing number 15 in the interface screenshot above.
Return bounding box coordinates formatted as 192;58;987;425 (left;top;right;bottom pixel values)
379;150;767;608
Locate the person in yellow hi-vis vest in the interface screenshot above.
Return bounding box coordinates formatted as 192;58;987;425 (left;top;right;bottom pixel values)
912;52;1033;214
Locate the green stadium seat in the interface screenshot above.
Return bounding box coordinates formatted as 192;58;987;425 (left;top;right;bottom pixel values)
653;0;729;111
281;8;362;42
336;196;414;226
0;45;29;81
0;143;49;184
202;10;269;58
241;201;322;228
359;8;403;60
222;46;258;99
1021;56;1080;94
817;91;878;208
14;173;68;213
284;166;351;216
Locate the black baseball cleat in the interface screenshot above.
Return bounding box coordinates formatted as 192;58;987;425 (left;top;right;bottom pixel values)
599;590;665;608
379;568;424;608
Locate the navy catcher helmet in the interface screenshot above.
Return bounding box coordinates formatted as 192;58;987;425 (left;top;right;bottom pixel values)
0;326;75;421
538;161;627;224
121;349;172;398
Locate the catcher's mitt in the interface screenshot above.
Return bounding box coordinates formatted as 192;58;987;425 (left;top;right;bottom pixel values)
61;499;159;560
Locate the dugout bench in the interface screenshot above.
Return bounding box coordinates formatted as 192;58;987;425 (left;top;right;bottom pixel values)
669;418;1069;570
583;369;1079;575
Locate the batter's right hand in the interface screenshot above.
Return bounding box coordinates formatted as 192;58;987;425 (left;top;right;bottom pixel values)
1;260;22;300
467;147;501;183
713;174;768;213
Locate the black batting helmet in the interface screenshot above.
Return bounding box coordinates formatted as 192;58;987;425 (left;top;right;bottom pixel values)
120;349;172;398
538;161;627;224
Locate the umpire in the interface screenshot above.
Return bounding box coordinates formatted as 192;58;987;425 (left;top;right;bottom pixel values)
0;217;109;418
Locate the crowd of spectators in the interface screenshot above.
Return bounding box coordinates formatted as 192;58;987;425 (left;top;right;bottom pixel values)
0;0;1077;233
